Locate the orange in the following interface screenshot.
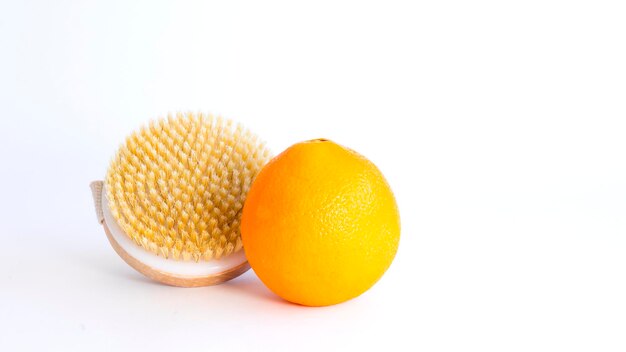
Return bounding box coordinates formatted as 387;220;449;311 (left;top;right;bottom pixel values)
241;139;400;306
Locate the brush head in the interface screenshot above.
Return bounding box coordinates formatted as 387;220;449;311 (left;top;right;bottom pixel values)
104;112;271;262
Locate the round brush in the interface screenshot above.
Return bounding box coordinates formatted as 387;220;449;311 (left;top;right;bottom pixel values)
90;112;271;287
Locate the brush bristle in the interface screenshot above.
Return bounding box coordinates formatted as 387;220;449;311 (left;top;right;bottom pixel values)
105;112;271;262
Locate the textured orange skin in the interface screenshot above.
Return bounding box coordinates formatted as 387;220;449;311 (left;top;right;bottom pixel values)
241;140;400;306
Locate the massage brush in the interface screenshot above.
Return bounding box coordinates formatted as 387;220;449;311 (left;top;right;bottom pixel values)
90;112;271;287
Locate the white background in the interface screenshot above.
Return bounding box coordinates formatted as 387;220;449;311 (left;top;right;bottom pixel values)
1;1;625;351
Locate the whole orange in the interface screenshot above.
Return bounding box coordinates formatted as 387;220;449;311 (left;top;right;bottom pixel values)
241;139;400;306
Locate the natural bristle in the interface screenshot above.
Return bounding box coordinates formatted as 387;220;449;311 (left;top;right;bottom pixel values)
105;112;271;262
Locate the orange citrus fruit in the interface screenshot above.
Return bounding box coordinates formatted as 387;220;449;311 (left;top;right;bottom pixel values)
241;139;400;306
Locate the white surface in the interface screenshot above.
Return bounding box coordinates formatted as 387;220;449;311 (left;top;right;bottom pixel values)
1;1;625;351
102;189;248;276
